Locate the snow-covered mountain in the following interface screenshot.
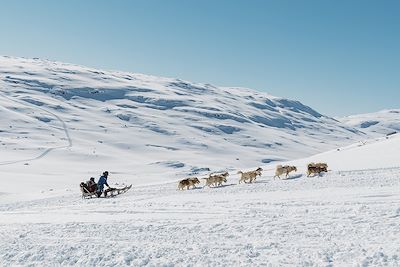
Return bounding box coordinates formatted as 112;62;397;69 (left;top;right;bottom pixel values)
0;56;366;189
340;109;400;137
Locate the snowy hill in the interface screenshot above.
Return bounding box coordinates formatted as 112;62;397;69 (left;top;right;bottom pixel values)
340;109;400;137
0;56;365;193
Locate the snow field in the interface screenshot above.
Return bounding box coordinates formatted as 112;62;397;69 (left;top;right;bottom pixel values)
0;167;399;266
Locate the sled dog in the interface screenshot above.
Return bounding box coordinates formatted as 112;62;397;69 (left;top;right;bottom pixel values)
238;167;262;184
274;165;297;179
203;172;229;187
307;163;328;177
178;177;200;190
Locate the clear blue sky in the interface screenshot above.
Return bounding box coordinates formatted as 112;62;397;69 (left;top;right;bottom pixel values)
0;0;399;116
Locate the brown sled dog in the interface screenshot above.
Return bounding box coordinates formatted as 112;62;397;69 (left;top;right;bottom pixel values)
178;177;200;190
307;163;328;177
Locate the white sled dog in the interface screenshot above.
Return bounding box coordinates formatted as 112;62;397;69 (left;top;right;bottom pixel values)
274;165;297;179
237;167;263;184
203;172;229;187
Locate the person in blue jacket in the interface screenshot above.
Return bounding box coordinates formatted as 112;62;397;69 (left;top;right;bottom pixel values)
97;171;110;197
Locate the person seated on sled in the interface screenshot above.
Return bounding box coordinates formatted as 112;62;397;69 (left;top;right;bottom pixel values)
96;171;110;197
80;177;96;194
86;177;97;193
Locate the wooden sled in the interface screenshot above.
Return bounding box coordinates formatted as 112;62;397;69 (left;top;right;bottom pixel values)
80;183;132;199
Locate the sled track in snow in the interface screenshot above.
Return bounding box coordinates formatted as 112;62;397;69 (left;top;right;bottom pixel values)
0;90;73;166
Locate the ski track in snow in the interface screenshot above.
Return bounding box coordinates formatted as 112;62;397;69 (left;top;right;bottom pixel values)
0;168;399;267
0;91;72;166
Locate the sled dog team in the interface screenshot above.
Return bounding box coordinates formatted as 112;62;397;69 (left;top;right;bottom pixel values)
178;163;328;190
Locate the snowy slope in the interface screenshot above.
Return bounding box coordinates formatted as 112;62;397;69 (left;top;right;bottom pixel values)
282;132;400;172
340;109;400;137
0;56;365;195
0;131;399;266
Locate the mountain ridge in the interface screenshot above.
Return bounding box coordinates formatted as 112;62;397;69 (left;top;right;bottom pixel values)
340;109;400;137
0;56;365;184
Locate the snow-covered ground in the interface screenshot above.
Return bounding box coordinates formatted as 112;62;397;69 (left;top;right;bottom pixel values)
1;134;400;266
1;56;399;266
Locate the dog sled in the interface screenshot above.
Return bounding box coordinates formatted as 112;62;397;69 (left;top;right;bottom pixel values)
80;183;132;199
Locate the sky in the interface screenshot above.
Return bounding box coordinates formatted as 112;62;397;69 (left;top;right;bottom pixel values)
0;0;399;116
